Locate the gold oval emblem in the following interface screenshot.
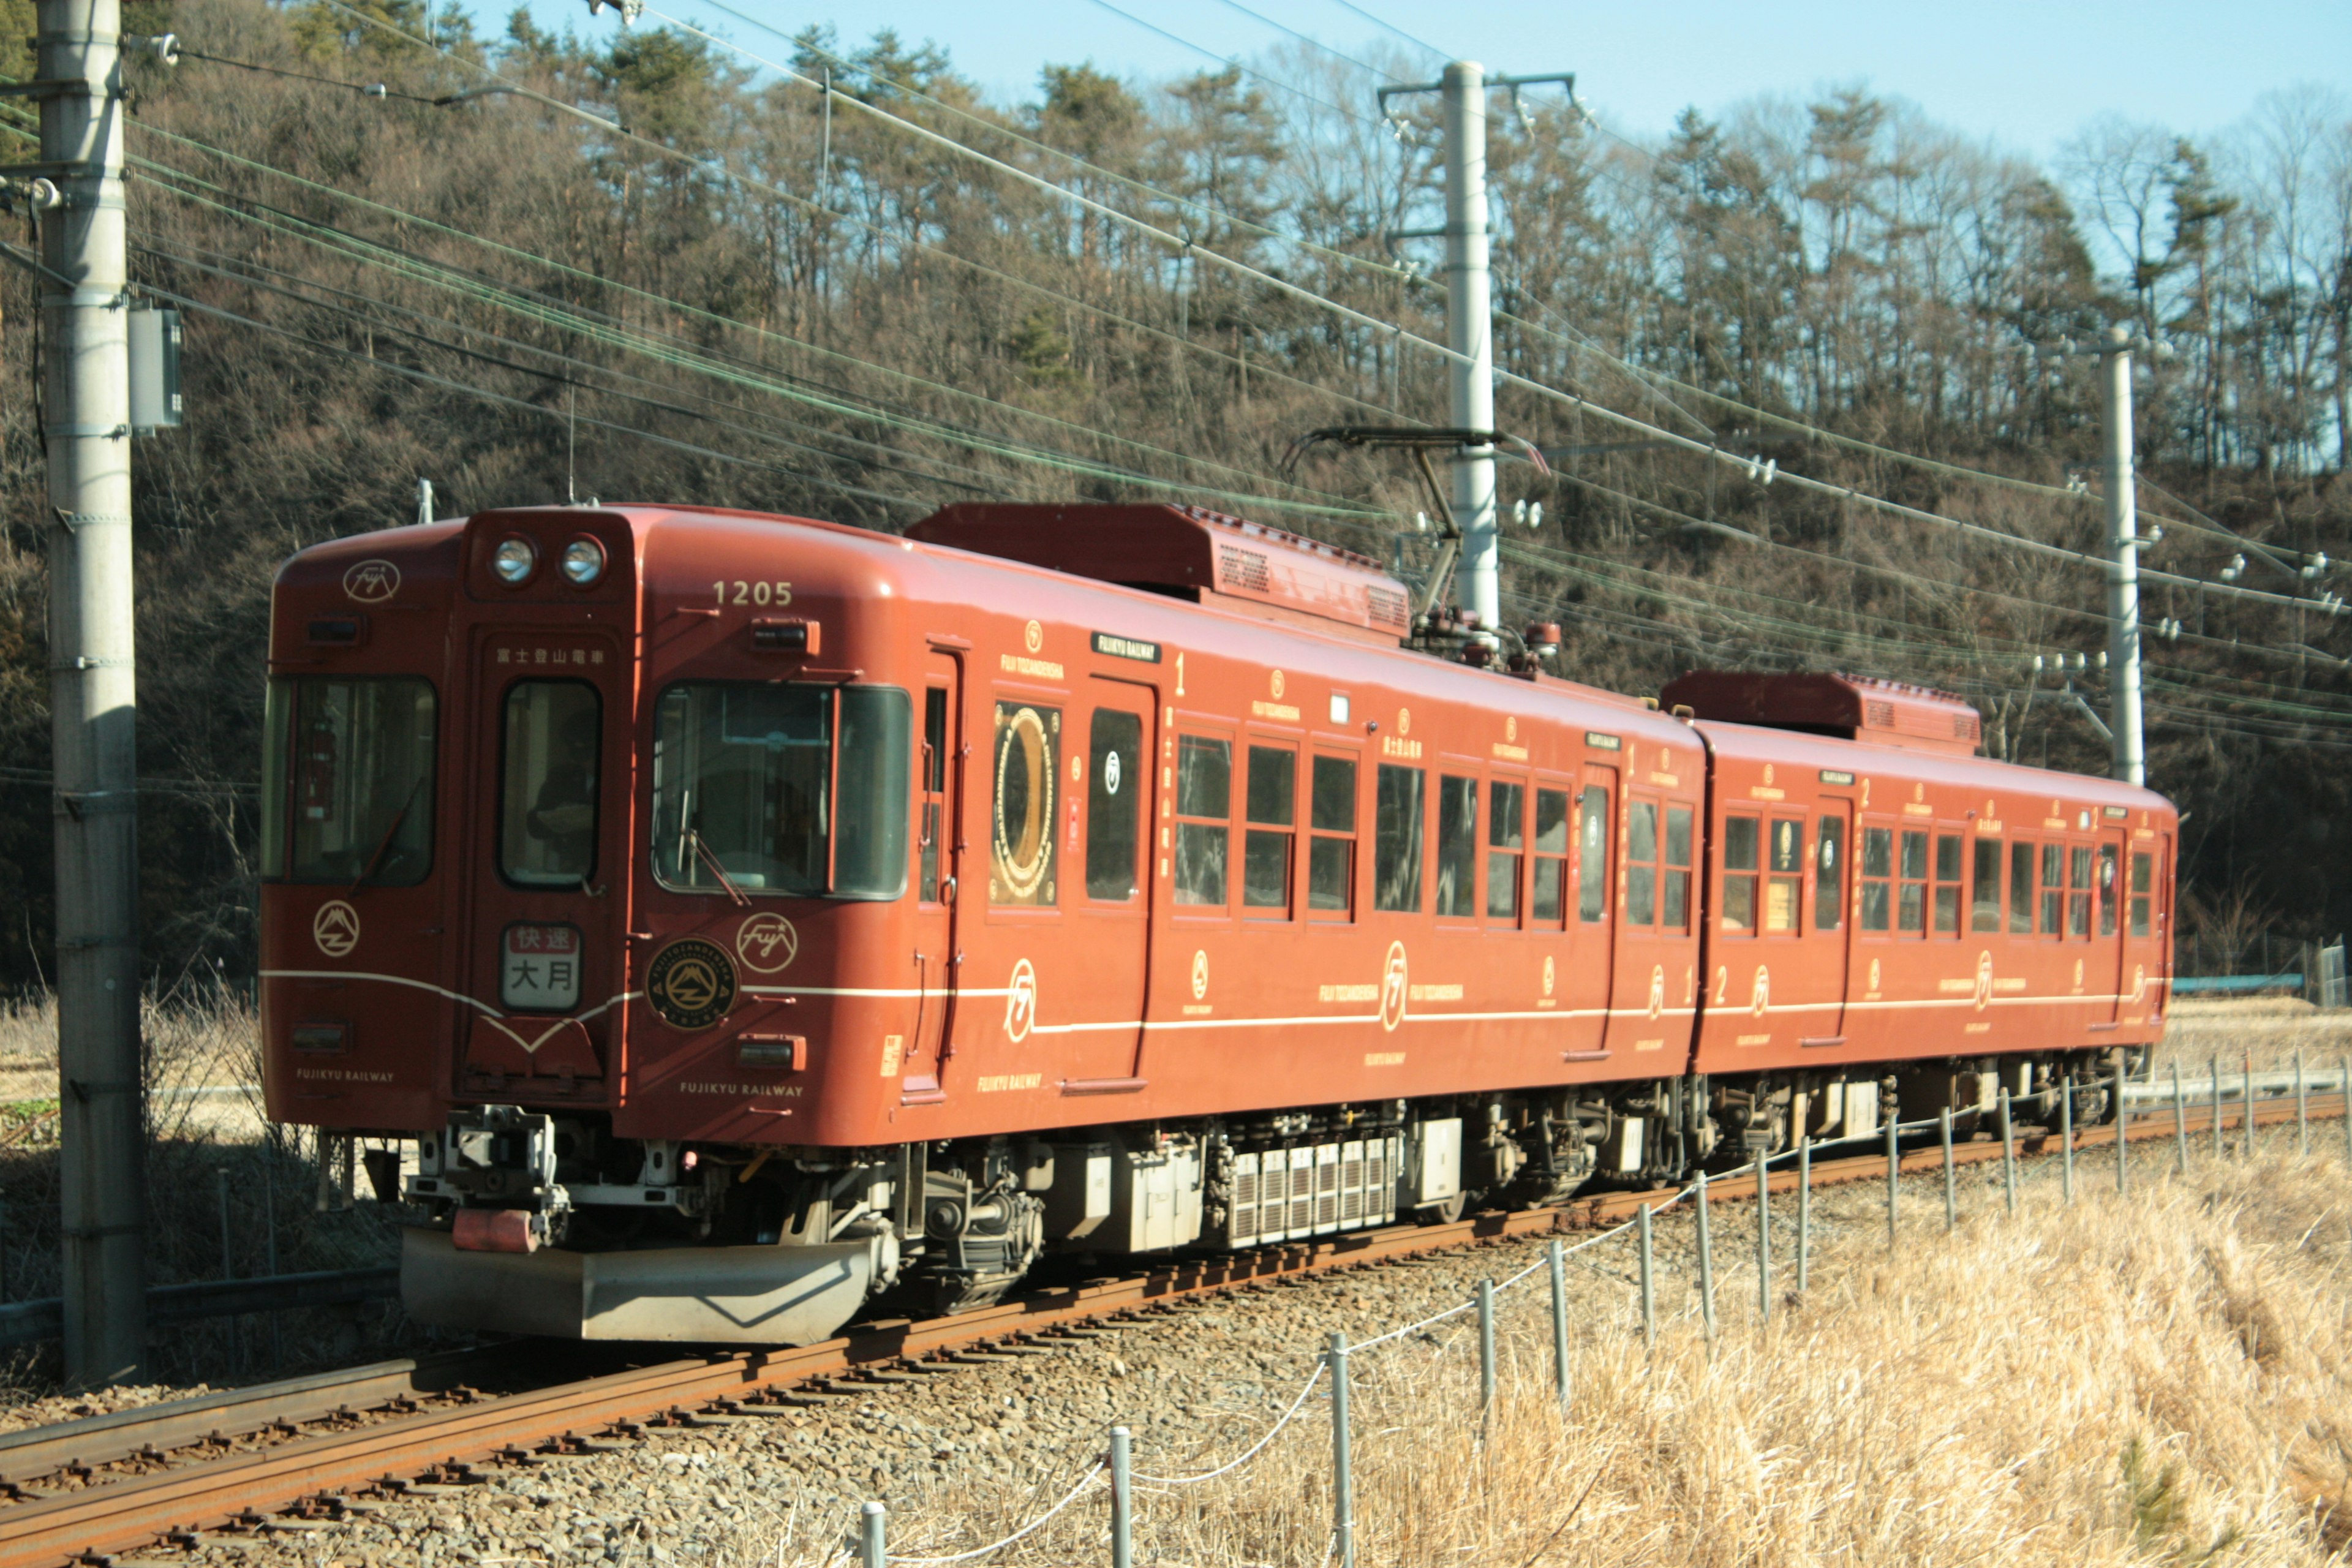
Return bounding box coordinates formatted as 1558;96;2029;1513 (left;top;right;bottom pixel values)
1024;619;1044;654
646;938;737;1030
1397;707;1411;737
1270;669;1286;701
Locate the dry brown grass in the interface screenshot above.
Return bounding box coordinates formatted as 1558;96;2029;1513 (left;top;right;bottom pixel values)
787;1147;2352;1567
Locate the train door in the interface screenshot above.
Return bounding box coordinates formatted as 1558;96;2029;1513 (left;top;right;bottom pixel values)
908;648;965;1083
1074;678;1158;1082
1811;800;1852;1042
1566;764;1617;1041
2097;823;2127;1024
457;627;632;1095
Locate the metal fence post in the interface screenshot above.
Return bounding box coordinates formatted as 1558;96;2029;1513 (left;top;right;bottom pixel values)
2060;1077;2076;1205
2172;1063;2187;1174
1756;1155;1772;1326
2211;1057;2223;1161
1547;1238;1569;1416
2342;1057;2351;1164
1110;1427;1132;1568
1696;1172;1717;1341
2114;1057;2128;1196
1637;1203;1656;1352
1329;1332;1354;1568
1796;1137;1811;1296
216;1169;239;1376
1940;1106;1956;1231
1477;1277;1496;1420
1885;1114;1899;1252
859;1501;886;1568
2243;1051;2256;1162
1999;1089;2017;1215
2296;1050;2307;1156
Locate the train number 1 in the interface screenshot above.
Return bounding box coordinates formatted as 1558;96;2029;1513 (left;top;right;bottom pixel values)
715;580;793;608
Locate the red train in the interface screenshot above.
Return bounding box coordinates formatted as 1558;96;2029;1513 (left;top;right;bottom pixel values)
259;500;2175;1343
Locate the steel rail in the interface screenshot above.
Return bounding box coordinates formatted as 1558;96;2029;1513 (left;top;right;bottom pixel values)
2;1088;2342;1568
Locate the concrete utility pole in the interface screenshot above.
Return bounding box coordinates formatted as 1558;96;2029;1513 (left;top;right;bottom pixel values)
24;0;147;1385
1379;65;1572;634
2098;325;2147;786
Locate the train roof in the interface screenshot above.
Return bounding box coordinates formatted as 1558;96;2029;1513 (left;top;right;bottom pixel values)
1696;715;2174;815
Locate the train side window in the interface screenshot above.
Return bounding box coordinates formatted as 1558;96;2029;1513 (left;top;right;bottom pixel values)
1174;736;1232;907
1488;780;1525;922
1932;833;1963;935
1373;764;1425;913
1435;775;1479;919
2068;845;2093;937
2009;842;2035;935
1533;788;1571;925
1765;818;1802;933
1860;826;1893;932
2098;845;2119;937
1812;815;1843;933
1308;755;1357;919
1971;839;2002;932
1576;785;1610;924
1664;805;1694;932
2040;843;2064;935
1898;830;1928;934
1243;745;1295;916
921;688;951;902
1085;709;1143;902
1721;813;1758;934
502;680;600;889
1626;801;1659;927
987;701;1061;907
2129;851;2152;936
268;676;437;886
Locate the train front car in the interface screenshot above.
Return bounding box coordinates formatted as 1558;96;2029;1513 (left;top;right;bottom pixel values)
263;505;935;1344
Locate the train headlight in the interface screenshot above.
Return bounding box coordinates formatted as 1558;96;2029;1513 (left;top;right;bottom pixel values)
560;536;606;587
492;535;538;586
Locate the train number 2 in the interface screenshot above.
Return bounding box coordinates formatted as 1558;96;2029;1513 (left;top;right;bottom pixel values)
715;580;793;608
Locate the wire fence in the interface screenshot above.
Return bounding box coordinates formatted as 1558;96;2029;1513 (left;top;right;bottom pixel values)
841;1055;2352;1568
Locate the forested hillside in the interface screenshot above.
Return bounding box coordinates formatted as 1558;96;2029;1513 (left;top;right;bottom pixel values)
1;0;2346;989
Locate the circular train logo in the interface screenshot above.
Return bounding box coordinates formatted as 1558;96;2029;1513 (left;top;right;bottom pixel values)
1647;964;1665;1020
1004;959;1038;1042
1270;669;1286;701
735;913;799;974
1104;749;1122;796
1023;619;1044;654
1751;965;1771;1019
1379;942;1409;1033
1975;950;1994;1011
1397;707;1411;737
1191;949;1210;1001
1542;955;1555;998
646;938;737;1030
312;900;361;958
2132;963;2146;1003
342;559;401;603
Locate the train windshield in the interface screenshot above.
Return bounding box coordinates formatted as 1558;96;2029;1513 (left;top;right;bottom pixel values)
650;682;911;900
260;676;437;885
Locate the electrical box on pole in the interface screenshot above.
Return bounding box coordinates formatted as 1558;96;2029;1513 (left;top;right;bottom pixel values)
18;0;152;1386
127;306;183;432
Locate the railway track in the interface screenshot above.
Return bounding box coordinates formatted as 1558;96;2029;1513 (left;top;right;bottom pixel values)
8;1088;2343;1568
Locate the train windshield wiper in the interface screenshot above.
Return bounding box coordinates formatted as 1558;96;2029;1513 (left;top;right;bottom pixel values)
349;777;424;894
686;826;752;908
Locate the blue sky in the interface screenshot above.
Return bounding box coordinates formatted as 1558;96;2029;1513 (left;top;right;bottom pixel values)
492;0;2352;159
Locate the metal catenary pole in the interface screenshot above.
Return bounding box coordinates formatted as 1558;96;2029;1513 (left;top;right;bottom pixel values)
1110;1426;1132;1568
1438;62;1499;628
1329;1332;1354;1568
2100;325;2146;785
31;0;148;1390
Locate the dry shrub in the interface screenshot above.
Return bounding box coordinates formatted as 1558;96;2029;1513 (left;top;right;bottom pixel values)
768;1153;2352;1567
